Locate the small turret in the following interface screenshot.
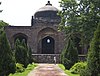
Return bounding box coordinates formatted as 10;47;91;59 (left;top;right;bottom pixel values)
31;16;33;26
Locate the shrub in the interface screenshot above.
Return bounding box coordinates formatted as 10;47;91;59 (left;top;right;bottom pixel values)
62;58;72;69
9;63;37;76
61;38;78;69
28;47;33;64
80;23;100;76
26;63;37;70
58;64;65;70
16;63;25;73
15;39;29;68
70;62;87;74
80;68;91;76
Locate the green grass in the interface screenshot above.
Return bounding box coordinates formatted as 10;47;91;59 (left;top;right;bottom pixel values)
58;64;80;76
9;63;37;76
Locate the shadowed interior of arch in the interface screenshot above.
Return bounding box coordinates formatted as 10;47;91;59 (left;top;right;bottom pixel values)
14;34;27;44
42;36;55;54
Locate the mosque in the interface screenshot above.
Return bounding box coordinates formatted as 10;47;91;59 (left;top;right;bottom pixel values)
5;1;85;63
5;1;65;63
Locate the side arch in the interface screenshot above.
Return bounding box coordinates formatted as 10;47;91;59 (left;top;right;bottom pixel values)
13;33;28;44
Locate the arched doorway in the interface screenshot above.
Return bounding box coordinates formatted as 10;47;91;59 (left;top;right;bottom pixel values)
42;36;55;54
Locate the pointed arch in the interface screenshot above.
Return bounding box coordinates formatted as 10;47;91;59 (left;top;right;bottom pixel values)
13;33;28;44
42;36;55;54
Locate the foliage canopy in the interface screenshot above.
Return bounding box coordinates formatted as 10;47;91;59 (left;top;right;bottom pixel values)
59;0;100;53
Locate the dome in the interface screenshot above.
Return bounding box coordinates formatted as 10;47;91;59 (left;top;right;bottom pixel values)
31;1;61;25
36;1;58;12
34;1;59;18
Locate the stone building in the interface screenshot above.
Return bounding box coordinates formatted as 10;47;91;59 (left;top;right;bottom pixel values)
5;1;65;63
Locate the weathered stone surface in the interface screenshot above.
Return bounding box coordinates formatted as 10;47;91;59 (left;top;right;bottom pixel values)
5;1;65;63
5;25;65;54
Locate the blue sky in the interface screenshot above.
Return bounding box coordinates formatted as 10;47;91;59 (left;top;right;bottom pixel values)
0;0;60;26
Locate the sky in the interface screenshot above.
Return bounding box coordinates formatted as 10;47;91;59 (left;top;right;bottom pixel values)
0;0;61;26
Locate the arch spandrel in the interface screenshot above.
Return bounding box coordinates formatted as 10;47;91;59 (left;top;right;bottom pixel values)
37;27;58;41
37;27;59;54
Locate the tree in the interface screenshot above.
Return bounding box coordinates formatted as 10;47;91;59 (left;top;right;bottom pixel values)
0;20;8;28
28;47;33;64
21;39;29;67
81;23;100;76
21;39;33;64
61;36;78;69
59;0;100;54
15;39;29;68
0;21;9;33
0;32;16;76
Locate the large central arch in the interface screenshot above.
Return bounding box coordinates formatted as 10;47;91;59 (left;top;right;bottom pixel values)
42;36;55;54
37;27;58;54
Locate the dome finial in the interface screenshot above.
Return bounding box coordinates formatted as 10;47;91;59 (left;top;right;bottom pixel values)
46;1;52;6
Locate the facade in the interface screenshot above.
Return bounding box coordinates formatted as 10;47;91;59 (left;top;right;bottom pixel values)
5;1;65;63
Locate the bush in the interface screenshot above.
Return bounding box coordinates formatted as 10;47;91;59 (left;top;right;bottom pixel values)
15;39;29;68
70;62;87;74
58;64;65;70
16;63;25;73
28;47;33;64
9;63;37;76
26;63;37;70
80;23;100;76
80;68;91;76
62;58;72;69
58;64;80;76
61;38;78;69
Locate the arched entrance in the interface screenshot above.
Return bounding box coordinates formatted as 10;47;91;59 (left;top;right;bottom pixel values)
42;36;55;54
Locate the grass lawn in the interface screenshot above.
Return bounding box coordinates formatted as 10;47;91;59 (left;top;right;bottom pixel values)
58;64;80;76
9;63;37;76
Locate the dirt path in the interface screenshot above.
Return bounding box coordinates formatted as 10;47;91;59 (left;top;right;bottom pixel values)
27;64;68;76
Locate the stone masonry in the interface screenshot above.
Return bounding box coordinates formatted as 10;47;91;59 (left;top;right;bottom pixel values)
5;1;65;63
